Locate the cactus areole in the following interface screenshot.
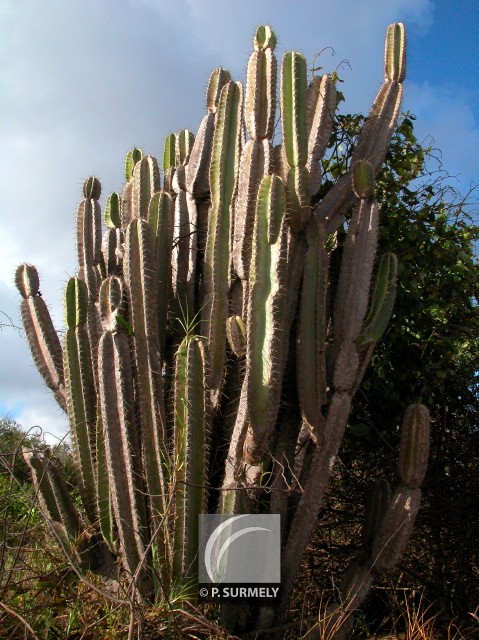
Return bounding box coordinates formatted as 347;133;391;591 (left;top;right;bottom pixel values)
16;22;429;635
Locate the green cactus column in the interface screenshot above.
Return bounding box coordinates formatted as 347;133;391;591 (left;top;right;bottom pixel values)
372;403;429;571
186;67;231;199
296;218;329;433
202;79;243;410
148;188;173;356
172;336;207;590
245;175;288;461
233;26;277;283
306;73;337;194
76;178;104;395
123;217;169;530
102;192;124;277
317;404;429;640
63;277;98;525
15;264;67;412
314;22;406;234
281;50;310;233
122;147;143;229
97;276;153;599
23;449;81;549
170;131;198;317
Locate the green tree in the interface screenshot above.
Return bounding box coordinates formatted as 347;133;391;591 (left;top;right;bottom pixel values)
316;111;479;627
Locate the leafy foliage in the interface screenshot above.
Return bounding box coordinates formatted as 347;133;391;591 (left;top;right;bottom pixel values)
315;110;479;630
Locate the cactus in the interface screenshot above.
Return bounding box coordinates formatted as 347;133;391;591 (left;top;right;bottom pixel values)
15;21;427;633
172;336;207;586
312;404;430;640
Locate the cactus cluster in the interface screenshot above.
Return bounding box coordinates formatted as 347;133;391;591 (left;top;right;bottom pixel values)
16;22;429;634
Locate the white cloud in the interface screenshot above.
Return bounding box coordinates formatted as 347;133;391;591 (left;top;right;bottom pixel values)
405;81;478;193
0;330;69;445
0;227;22;292
2;0;473;443
16;405;70;445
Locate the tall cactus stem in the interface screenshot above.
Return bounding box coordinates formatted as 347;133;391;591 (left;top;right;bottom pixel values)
63;277;98;524
148;190;173;355
233;139;275;280
206;67;232;113
24;449;82;543
16;264;67;412
132;155;161;220
297;218;329;429
371;485;421;573
202;80;243;408
399;403;430;489
245;43;277;140
246;175;288;456
163;133;176;173
306;74;337;193
172;337;207;586
176;129;195;165
104;192;122;229
125;147;143;181
124;218;169;529
98;330;153;597
281;51;308;168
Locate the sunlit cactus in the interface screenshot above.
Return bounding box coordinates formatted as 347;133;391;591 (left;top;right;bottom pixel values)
16;21;428;634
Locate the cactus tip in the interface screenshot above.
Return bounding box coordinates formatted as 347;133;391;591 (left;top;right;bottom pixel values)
15;263;40;298
125;147;143;181
83;176;102;201
254;25;277;51
385;22;406;82
64;277;88;329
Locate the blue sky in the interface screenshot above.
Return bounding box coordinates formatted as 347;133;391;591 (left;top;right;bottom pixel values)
0;0;477;441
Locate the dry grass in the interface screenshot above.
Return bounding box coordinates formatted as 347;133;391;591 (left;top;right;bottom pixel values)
1;423;477;639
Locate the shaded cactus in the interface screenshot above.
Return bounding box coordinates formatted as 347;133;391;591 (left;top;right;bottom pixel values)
315;404;430;640
15;264;66;411
172;336;207;586
357;251;398;351
16;22;427;633
24;449;81;544
202;79;243;409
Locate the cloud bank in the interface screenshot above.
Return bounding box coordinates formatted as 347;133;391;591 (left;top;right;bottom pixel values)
1;0;475;440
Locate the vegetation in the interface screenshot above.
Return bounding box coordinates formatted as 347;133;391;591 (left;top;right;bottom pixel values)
1;21;477;639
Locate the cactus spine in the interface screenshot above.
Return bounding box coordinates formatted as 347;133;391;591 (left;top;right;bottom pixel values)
16;22;427;633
